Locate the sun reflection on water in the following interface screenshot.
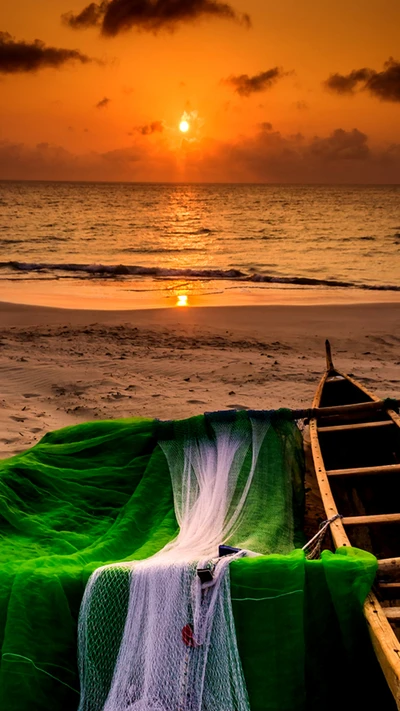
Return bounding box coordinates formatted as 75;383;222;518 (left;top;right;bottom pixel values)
176;294;188;307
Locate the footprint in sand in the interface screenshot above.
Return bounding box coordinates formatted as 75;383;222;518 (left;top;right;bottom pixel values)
30;427;43;434
187;399;207;405
226;404;250;410
22;393;40;398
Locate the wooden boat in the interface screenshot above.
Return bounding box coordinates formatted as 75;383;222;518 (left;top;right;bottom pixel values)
310;341;400;708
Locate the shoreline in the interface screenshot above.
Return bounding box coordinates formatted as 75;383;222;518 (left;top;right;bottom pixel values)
2;280;400;312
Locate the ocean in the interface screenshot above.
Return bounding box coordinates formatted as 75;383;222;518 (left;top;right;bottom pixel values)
1;181;399;307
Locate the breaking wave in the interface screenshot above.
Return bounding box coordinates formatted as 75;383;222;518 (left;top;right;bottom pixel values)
1;260;399;291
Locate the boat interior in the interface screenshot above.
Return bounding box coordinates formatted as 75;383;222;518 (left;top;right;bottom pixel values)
317;369;400;641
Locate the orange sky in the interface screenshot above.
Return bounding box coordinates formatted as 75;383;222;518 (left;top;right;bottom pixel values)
0;0;400;182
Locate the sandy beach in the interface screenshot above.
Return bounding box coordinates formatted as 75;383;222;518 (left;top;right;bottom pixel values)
1;299;399;456
2;297;399;534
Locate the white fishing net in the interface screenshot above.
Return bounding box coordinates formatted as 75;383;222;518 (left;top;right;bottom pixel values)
78;413;294;711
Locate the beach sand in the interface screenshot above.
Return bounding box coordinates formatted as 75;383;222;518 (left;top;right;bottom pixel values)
1;299;399;534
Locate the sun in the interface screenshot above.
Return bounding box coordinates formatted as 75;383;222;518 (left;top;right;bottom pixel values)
179;120;190;133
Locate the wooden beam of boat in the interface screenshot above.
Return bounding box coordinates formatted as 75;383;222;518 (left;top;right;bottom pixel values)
327;463;400;477
342;513;400;526
318;421;394;433
325;339;335;371
293;398;400;420
385;608;400;621
380;583;400;591
379;558;400;573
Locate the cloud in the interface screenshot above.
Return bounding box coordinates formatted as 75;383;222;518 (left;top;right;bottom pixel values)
259;121;273;131
308;128;370;161
96;96;110;108
135;120;164;135
0;30;91;74
223;68;286;97
325;68;373;95
0;138;175;182
181;127;400;183
63;2;107;29
325;58;400;102
62;0;250;36
1;127;399;183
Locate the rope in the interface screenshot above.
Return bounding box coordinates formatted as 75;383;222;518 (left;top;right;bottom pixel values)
1;653;80;694
302;514;343;560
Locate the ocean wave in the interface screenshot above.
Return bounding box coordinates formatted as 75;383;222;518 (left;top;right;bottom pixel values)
120;247;204;254
1;260;399;291
0;235;69;245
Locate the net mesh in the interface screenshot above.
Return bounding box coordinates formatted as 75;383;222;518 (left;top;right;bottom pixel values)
78;412;292;711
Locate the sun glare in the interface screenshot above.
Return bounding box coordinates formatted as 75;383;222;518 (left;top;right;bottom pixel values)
176;294;188;307
179;120;190;133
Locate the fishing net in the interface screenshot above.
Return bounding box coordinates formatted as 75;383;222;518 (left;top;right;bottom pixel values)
78;411;296;711
0;411;395;711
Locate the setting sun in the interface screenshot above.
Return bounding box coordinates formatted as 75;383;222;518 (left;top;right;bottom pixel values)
179;120;189;133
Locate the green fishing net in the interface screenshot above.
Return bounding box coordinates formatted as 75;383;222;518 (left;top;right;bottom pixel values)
0;412;395;710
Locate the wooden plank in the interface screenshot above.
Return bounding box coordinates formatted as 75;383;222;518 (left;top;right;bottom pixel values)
380;583;400;590
343;513;400;526
384;608;400;621
318;420;394;433
379;558;400;574
288;398;400;420
310;399;400;419
327;463;400;477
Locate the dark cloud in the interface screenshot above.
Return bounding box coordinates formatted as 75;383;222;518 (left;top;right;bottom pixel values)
223;68;285;97
366;58;400;102
0;30;91;74
259;121;273;131
96;96;110;108
308;128;369;161
325;58;400;102
182;127;396;183
62;0;250;36
63;2;107;29
135;120;164;135
325;68;372;95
